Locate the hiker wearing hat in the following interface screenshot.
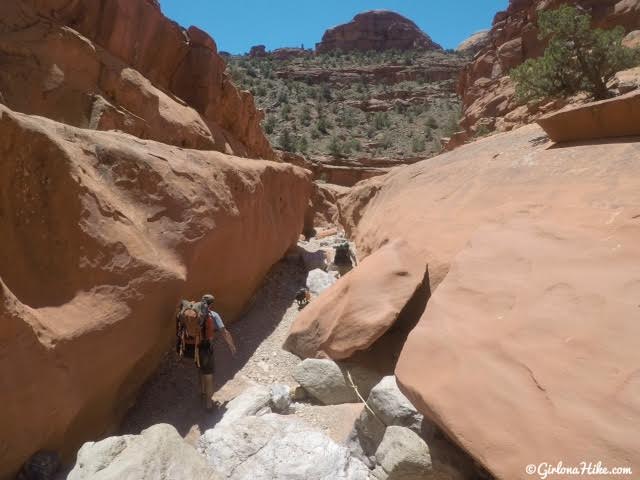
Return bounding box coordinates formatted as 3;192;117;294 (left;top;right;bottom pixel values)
176;294;237;409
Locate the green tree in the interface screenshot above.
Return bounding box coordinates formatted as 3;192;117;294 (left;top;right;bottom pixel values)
263;115;276;134
316;116;331;134
278;129;295;152
328;136;343;157
373;112;391;130
425;116;438;129
300;104;312;126
412;137;426;153
510;5;639;101
280;103;292;121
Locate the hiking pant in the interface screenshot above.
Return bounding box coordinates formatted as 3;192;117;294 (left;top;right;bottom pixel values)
198;343;215;374
179;342;215;374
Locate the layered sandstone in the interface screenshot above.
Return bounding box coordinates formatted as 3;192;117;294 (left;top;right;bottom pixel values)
537;89;640;142
0;105;311;478
316;11;442;54
0;0;274;159
338;123;640;478
458;0;640;135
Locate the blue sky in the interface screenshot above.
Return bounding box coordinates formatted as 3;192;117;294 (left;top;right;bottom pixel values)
160;0;509;54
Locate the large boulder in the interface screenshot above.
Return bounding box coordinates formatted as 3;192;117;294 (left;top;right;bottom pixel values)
371;426;446;480
285;239;427;360
217;385;272;427
293;358;381;405
198;414;369;480
316;10;442;53
608;66;640;94
537;90;640;142
0;0;273;159
0;105;311;478
306;268;338;296
68;424;219;480
396;220;640;480
347;376;423;462
338;123;640;479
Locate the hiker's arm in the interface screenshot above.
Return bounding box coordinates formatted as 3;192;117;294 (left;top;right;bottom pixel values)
222;328;237;355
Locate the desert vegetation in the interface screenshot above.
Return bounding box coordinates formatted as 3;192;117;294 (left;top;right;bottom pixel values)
511;5;640;102
228;50;466;158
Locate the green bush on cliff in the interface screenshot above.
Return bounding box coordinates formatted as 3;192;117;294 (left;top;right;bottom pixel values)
511;5;639;102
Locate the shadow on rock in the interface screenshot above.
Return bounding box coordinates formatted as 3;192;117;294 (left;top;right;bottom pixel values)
117;258;306;438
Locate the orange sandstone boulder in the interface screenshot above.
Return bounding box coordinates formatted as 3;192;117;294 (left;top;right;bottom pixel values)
340;124;640;290
396;220;640;480
305;182;351;231
338;123;640;479
537;90;640;142
284;239;427;360
0;104;311;478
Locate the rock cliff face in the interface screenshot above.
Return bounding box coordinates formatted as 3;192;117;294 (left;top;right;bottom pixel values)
0;0;274;159
338;122;640;479
0;104;310;478
456;30;490;54
316;10;442;53
458;0;640;135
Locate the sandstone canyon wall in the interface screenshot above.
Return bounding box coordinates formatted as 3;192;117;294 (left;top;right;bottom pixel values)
338;124;640;478
0;1;316;476
0;0;274;159
0;104;310;478
458;0;640;134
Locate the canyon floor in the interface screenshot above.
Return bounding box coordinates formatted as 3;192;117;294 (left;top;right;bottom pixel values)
118;234;363;449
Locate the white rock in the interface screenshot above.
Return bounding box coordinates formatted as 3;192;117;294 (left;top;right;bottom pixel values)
367;376;423;431
306;268;338;296
348;376;424;461
293;358;380;405
218;385;271;427
68;424;219;480
371;426;434;480
198;414;368;480
270;384;292;413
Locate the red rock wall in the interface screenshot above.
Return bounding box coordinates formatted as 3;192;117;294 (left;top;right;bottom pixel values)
458;0;640;134
0;0;274;159
0;104;310;478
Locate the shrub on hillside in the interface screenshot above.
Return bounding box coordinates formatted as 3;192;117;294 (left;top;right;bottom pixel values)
278;129;295;153
510;5;639;102
328;136;343;157
263;115;276;134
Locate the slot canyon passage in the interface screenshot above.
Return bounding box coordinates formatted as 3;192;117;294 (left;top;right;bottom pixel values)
1;1;640;480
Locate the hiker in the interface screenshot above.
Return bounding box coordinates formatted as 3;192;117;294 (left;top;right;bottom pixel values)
295;287;311;309
331;241;358;277
176;294;237;409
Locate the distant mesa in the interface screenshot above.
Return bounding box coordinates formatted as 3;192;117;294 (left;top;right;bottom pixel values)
316;10;442;54
249;44;267;57
248;44;311;60
456;29;490;54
